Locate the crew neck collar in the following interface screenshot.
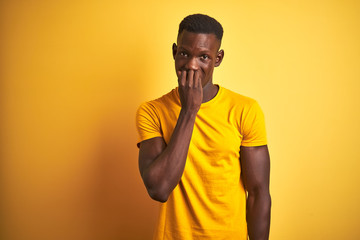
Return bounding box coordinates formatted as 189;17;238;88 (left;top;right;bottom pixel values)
200;84;222;108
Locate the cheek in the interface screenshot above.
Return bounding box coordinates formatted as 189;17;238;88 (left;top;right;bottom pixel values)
175;59;187;76
175;60;183;69
202;65;212;76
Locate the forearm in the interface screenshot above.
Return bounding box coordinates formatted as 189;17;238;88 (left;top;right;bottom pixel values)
142;109;197;202
247;191;271;240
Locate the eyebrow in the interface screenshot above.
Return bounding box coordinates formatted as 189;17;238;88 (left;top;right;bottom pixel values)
178;46;212;54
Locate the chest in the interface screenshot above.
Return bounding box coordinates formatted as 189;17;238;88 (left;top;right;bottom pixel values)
160;105;242;156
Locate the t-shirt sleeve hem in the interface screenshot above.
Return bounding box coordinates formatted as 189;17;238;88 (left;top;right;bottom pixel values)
240;140;267;147
137;133;163;148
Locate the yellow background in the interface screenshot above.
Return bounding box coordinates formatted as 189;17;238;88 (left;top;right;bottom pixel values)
1;0;359;239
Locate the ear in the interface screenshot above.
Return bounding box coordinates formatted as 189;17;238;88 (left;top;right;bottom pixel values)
215;49;224;67
172;43;177;60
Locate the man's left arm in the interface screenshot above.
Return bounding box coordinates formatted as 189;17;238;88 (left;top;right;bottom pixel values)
240;145;271;240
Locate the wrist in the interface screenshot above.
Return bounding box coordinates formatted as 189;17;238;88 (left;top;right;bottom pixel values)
179;108;198;120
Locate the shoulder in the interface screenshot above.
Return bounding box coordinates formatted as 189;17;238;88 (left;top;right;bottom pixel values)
137;88;179;114
219;86;258;109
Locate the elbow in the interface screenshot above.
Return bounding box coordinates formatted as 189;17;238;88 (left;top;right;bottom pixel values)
147;188;170;203
247;187;271;202
141;170;172;202
247;188;272;213
142;171;171;202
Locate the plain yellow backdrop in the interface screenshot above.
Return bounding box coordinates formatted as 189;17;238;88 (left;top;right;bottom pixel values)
1;0;360;239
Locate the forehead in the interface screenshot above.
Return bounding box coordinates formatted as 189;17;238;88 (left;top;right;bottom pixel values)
177;30;220;51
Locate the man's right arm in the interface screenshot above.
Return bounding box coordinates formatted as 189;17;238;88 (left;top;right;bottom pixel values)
138;70;201;202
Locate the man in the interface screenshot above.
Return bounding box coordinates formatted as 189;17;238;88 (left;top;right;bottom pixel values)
136;14;271;240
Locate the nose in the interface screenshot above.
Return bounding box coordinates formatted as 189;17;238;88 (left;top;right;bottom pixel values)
185;57;199;71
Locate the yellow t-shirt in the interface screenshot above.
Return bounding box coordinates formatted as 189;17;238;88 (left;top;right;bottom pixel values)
136;85;267;240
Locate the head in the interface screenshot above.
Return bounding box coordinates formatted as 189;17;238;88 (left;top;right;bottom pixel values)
172;14;224;88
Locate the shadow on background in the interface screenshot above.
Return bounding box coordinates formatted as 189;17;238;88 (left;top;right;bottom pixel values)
82;41;159;240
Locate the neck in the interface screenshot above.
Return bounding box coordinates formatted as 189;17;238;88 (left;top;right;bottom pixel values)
202;81;219;103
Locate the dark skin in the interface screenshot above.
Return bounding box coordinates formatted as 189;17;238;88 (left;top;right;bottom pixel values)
138;30;271;240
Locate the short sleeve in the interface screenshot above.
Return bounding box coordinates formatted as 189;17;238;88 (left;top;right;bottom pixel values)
135;102;163;147
240;100;267;147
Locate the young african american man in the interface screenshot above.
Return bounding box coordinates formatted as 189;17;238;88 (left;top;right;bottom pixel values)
136;14;271;240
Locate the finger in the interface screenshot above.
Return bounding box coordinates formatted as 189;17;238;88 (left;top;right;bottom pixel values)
178;70;186;86
194;70;200;88
187;69;194;87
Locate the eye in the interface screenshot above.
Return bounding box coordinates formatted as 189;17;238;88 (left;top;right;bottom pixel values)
179;52;188;57
201;54;209;60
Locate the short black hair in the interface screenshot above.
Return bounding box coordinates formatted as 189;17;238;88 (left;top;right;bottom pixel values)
178;14;223;41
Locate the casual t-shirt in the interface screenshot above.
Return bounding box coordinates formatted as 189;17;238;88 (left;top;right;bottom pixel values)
136;85;267;240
